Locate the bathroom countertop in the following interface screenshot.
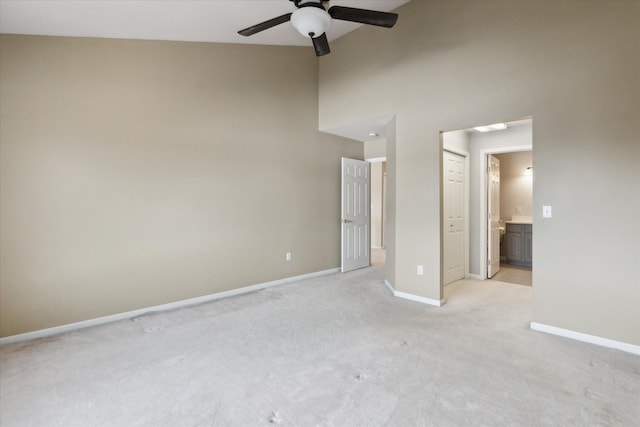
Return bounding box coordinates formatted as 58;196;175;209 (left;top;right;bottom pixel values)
506;215;532;225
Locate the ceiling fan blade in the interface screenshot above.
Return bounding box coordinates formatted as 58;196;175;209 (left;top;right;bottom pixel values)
328;6;398;28
238;13;292;36
312;33;331;57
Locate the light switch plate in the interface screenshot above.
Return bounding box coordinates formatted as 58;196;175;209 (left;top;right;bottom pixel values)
543;205;552;218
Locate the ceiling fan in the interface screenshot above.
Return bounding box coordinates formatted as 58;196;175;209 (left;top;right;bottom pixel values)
238;0;399;56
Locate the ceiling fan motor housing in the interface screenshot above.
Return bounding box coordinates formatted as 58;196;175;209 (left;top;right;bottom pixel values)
291;2;332;38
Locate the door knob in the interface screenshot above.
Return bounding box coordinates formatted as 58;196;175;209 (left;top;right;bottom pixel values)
342;219;352;224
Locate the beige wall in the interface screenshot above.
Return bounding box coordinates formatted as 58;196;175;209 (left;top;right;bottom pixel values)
0;35;362;337
442;130;469;154
384;118;397;287
370;162;383;248
319;1;640;345
364;139;387;159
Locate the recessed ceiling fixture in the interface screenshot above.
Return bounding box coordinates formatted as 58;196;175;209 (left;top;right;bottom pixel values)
474;123;507;132
238;0;398;57
368;132;379;137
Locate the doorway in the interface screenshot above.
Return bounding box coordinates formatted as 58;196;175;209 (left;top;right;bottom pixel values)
485;150;533;286
477;123;533;285
369;159;386;267
441;118;532;288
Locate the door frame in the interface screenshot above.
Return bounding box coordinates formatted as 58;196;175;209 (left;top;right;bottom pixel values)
441;146;470;286
478;145;532;280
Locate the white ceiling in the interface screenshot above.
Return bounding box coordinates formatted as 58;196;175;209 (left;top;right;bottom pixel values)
0;0;410;47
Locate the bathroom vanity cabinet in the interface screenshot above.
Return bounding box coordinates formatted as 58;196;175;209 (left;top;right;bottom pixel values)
505;223;532;267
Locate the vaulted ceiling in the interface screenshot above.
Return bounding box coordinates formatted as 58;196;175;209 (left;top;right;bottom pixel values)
0;0;410;47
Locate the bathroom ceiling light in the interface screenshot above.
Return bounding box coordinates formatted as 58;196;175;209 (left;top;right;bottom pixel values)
368;132;379;137
474;123;507;132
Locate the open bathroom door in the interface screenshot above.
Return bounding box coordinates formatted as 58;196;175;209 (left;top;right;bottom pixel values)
487;155;501;278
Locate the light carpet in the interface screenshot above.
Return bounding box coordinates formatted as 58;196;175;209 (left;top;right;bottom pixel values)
1;265;638;426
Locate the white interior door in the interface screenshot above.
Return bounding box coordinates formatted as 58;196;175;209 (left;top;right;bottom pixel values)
341;158;370;272
443;151;465;285
487;154;501;278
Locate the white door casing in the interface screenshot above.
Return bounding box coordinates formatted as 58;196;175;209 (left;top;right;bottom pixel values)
487;154;501;278
443;151;465;285
341;158;370;272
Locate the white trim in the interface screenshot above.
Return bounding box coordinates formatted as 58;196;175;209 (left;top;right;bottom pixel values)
384;279;444;307
384;279;395;294
479;144;532;280
467;273;483;280
443;146;469;158
530;322;640;355
394;291;444;307
366;157;386;163
0;268;340;346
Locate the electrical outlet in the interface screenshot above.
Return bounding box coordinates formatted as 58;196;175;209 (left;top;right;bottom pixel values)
543;205;552;218
286;252;291;261
515;206;522;214
417;265;424;276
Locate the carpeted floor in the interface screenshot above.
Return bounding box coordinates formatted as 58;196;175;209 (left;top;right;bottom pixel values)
1;264;638;426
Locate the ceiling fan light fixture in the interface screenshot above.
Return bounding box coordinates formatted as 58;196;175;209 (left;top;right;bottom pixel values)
291;6;331;38
238;1;398;56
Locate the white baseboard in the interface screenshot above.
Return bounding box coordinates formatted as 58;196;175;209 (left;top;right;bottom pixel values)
467;274;483;280
530;322;640;355
383;280;443;306
394;291;444;307
384;279;395;294
0;268;340;346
